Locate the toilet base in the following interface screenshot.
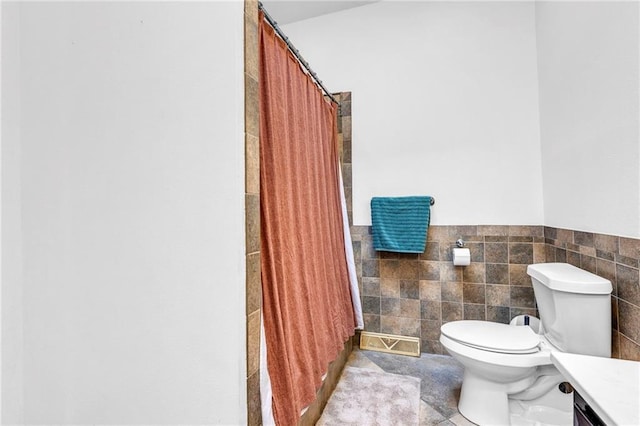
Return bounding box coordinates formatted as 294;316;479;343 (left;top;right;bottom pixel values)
509;385;573;426
458;368;573;426
458;368;535;425
509;402;573;426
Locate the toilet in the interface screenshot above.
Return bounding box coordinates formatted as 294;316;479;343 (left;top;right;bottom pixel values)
440;262;612;426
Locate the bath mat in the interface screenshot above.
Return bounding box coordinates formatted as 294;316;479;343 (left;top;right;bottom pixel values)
317;366;421;426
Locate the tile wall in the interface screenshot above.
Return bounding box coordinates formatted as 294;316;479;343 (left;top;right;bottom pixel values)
337;92;353;226
350;225;545;354
350;224;640;361
244;1;262;425
544;227;640;361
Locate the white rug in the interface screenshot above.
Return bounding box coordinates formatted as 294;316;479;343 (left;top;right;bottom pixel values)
317;366;421;426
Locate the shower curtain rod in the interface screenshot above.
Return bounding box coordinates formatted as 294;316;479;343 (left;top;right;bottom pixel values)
258;2;340;106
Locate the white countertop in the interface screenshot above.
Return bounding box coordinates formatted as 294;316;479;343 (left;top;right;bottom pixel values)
551;352;640;426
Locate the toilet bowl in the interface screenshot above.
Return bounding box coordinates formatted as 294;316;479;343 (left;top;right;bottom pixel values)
440;321;569;425
440;263;612;426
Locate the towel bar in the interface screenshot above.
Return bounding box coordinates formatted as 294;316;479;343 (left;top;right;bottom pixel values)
430;197;435;206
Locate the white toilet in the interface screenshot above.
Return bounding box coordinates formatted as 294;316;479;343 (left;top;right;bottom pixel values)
440;262;612;426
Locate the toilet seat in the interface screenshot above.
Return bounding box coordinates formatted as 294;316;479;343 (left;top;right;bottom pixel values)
440;320;555;369
441;320;540;354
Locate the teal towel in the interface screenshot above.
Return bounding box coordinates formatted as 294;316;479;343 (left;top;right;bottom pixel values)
371;196;431;253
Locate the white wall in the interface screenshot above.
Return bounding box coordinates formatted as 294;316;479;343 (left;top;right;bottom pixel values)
2;3;24;423
536;2;640;238
2;2;246;424
282;1;544;226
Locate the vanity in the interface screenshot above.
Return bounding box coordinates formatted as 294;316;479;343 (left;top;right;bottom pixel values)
551;352;640;425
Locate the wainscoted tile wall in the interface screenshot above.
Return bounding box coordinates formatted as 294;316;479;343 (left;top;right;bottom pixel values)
544;227;640;361
350;224;640;361
350;225;545;355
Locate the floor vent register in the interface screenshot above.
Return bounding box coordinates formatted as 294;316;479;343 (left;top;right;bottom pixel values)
359;331;420;357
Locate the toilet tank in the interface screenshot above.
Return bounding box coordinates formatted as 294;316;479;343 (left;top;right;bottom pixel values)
527;263;612;357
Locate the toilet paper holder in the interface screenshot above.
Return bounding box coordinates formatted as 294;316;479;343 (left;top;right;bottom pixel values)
452;239;471;266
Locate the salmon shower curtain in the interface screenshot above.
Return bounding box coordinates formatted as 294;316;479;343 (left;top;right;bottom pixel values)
259;13;356;426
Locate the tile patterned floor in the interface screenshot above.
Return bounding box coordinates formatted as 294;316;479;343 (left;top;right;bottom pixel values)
344;348;478;426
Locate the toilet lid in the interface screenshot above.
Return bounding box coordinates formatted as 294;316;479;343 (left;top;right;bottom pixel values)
441;320;540;354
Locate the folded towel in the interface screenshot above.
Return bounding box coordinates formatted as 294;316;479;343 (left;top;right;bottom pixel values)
371;196;432;253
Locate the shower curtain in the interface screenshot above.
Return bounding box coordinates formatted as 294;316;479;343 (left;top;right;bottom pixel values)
259;13;357;426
